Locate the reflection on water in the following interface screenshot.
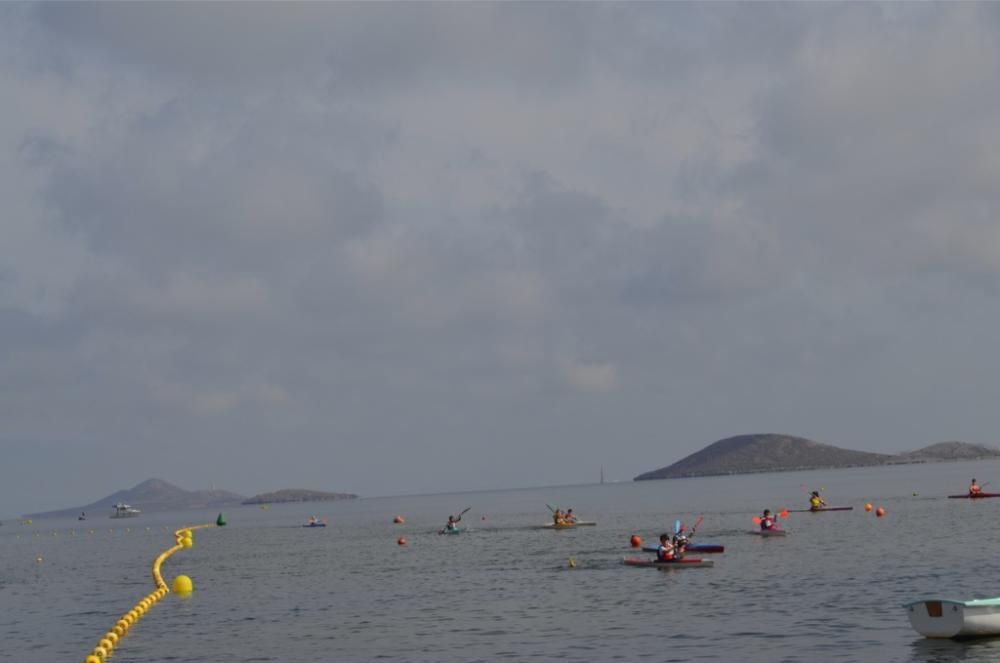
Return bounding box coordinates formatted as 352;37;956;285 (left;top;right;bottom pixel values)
908;636;1000;663
4;458;1000;662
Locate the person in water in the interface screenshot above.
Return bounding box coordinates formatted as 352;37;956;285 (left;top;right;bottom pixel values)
656;533;675;562
564;509;578;524
809;491;826;511
760;509;777;531
970;479;983;496
445;513;462;532
672;525;690;558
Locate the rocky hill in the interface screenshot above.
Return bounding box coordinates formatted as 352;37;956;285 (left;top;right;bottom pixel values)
634;434;893;481
242;489;358;504
24;478;246;519
634;435;1000;481
897;441;1000;461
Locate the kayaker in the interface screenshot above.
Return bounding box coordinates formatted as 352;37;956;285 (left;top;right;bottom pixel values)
564;509;578;524
656;533;675;562
759;509;777;531
809;491;826;511
970;479;983;496
444;514;461;532
552;509;565;525
672;526;690;558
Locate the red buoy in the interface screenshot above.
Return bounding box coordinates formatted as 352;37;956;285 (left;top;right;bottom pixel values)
397;537;407;546
630;534;641;548
875;507;886;518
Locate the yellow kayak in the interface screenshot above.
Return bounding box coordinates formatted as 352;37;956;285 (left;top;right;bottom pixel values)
541;521;597;529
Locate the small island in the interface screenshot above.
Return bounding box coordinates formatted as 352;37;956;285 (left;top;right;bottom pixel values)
242;489;358;505
634;434;1000;481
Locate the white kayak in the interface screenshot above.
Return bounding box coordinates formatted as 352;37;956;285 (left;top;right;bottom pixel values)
906;598;1000;638
537;521;597;529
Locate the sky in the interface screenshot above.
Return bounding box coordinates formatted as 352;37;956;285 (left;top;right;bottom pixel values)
3;3;1000;517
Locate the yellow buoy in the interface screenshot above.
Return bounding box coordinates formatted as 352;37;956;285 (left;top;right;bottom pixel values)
172;575;193;595
568;557;576;568
85;656;101;663
98;638;113;652
92;645;107;659
181;536;193;548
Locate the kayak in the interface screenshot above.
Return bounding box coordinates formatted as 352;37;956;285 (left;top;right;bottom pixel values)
643;543;724;554
303;523;326;528
540;521;597;529
788;506;854;512
439;527;463;535
750;529;787;537
622;556;714;569
947;493;1000;499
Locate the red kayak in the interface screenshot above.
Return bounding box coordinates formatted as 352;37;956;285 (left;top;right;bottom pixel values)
623;556;713;569
643;544;724;554
788;506;853;512
947;493;1000;499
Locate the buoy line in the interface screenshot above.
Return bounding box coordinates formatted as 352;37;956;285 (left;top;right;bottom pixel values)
81;522;218;663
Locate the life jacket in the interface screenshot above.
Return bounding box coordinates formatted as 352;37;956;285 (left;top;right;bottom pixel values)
760;517;774;530
809;496;822;509
656;544;675;562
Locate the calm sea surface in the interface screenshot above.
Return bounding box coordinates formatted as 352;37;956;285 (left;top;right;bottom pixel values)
5;459;1000;662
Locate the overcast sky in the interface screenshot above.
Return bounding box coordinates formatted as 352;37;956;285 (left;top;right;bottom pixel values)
3;3;1000;517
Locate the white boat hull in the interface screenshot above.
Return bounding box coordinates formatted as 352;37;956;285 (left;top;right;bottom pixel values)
906;599;1000;638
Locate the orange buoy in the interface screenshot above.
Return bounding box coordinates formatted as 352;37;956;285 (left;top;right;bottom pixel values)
630;534;641;548
875;507;886;517
864;503;873;512
393;516;404;524
397;536;407;546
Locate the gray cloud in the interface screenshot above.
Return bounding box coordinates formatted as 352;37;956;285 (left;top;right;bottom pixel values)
3;3;1000;516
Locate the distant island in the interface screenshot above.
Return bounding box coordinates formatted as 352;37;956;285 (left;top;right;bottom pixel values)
242;489;358;505
23;479;357;519
634;434;1000;481
24;478;246;519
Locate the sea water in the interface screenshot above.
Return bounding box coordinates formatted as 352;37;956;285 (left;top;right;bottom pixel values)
4;459;1000;662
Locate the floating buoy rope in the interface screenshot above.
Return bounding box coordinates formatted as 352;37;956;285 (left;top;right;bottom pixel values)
81;522;218;663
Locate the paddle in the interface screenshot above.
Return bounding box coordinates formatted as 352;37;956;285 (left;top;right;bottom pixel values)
546;504;557;513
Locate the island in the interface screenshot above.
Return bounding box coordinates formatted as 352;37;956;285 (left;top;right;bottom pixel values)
634;434;1000;481
24;478;246;519
242;489;358;505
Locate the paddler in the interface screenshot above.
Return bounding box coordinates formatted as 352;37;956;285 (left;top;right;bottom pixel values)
970;479;983;496
552;509;565;525
672;526;689;558
444;513;461;532
759;509;777;531
655;533;675;562
808;491;826;511
564;509;578;524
